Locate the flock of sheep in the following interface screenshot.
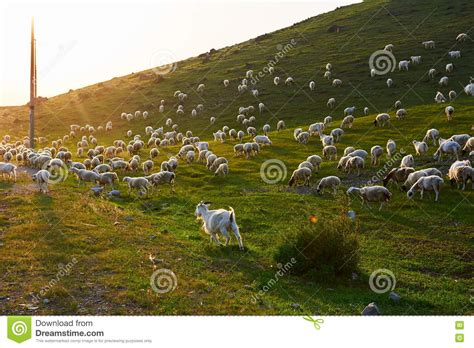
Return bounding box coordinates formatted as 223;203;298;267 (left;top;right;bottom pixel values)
0;32;473;249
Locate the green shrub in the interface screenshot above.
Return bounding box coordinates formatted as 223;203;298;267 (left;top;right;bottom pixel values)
274;209;360;279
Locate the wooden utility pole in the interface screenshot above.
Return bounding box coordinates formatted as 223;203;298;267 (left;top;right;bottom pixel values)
29;17;36;149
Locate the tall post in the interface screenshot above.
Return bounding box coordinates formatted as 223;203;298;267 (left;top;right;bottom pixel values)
29;17;36;149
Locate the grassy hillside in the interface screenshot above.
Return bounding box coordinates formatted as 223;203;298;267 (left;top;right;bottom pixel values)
1;0;473;315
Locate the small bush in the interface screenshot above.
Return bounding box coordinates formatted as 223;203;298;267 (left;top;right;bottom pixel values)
274;209;359;279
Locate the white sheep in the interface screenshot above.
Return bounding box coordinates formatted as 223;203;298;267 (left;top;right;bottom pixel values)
32;169;50;193
448;90;457;101
324;71;332;80
147;171;176;192
346;186;392;210
445;106;454;121
273;76;280;86
0;162;17;182
421;40;435;49
428;68;436;79
446;63;454;73
401;168;442;190
386;78;393;88
412;140;428;155
341;115;355;129
123;176;152;196
323;145;337;160
288;167;312;187
345;156;364;175
306;155;322;172
194;201;243;250
214;163;229;176
327;97;336;108
398;60;410;71
434;91;446;103
316;176;341;195
344;106;356;116
223;79;230;87
448;51;461;59
456;33;469;41
296;132;310;145
324;116;332;126
332;79;342;87
410;56;421;65
400;154;415;168
309;81;316;91
364;107;369;115
370;145;383;166
464;82;474;96
439;76;449;86
254;135;272;146
277;120;285;131
407;175;444;201
330;128;344;142
396;108;407;120
374;113;390;127
262;124;270;135
433;140;460;161
285;77;294;85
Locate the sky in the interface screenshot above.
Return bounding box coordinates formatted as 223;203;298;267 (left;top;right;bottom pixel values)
0;0;359;106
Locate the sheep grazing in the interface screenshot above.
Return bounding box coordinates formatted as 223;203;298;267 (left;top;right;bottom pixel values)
323;145;337;160
407;175;444;201
398;60;410;71
330;128;344;142
296;131;310;145
421;40;435;49
394;100;402;109
254;135;272;146
214;163;229;176
324;71;332;80
346;186;392;211
401;168;442;190
223;79;230;87
370;69;376;78
396;108;407;120
316;176;341;195
423;128;440;146
462;137;474;155
456;33;470;42
147;171;176;193
324;116;333;126
412;140;428;155
327;97;336;108
285;77;294;85
464;82;474;96
309;81;316;91
445;106;454;121
32;170;51;193
439;76;449;86
309;122;325;136
370;145;383;166
410;56;421;65
195;201;243;250
400;154;415;168
288;167;312;187
383;167;415;187
262;124;270;135
446;63;455;73
306;155;322;172
433;140;461;162
70;168;100;185
277;120;285;131
97;172;119;189
343;146;355;156
0;162;17;182
364;107;369;115
386;78;393;88
386;139;397;158
448;51;461;59
428;68;436;79
142;160;154;174
448;90;457;101
374;113;390;127
123;176;151;196
332;79;342;88
347;149;368;159
345;156;364;176
344;106;356;116
341;115;355;129
326;63;332;71
434;91;446;103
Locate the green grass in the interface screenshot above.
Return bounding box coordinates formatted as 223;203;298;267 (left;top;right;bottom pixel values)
0;0;473;315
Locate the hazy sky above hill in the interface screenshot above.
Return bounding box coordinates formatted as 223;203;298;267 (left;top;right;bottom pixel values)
0;0;359;106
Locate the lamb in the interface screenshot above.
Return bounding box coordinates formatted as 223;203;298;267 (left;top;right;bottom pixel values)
407;175;444;201
383;167;415;187
370;145;383;166
32;169;50;193
277;120;285;131
402;168;442;190
327;97;336;108
254;135;272;146
194;201;243;250
433;140;461;161
214;163;229;176
446;63;454;73
386;139;397;158
147;171;176;192
374;113;390;127
123;176;152;196
341;115;355;129
345;156;364;175
439;76;449;86
306;155;322;172
400;154;415;168
398;60;410;71
423;128;440;146
346;186;392;210
316;176;341;195
288;167;312;187
332;79;342;87
323;145;337;160
445;106;454;121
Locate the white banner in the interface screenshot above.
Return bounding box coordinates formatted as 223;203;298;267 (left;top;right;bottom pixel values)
0;316;470;347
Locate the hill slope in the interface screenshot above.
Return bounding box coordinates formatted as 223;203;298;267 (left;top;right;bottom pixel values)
0;0;473;315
